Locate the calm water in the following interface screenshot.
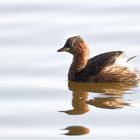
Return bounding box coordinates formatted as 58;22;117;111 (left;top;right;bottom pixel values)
0;0;140;139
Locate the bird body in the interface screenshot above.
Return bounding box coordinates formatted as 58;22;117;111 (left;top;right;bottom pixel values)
57;36;139;83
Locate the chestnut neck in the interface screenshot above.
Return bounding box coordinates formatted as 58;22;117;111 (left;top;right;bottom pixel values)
68;49;89;81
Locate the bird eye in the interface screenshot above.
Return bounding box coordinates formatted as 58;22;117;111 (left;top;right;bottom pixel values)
65;47;70;51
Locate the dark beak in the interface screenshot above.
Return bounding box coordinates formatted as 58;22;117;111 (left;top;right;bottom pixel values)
57;47;70;52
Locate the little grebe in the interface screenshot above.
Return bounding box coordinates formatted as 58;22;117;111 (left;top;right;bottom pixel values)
57;36;139;83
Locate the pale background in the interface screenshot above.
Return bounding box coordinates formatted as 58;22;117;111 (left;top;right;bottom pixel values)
0;0;140;139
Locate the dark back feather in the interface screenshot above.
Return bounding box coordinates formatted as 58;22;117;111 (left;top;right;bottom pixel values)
75;51;123;82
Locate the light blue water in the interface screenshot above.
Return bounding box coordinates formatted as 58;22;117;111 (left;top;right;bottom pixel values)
0;0;140;139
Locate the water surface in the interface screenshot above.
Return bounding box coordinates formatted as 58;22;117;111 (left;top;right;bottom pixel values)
0;0;140;139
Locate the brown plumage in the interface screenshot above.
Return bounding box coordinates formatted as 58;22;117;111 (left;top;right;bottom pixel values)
57;36;139;83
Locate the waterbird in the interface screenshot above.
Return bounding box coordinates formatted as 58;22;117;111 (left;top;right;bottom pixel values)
57;36;139;83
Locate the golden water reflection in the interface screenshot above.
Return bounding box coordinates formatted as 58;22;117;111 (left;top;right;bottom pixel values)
60;81;137;115
62;126;90;136
87;97;129;109
68;81;137;95
59;91;89;115
60;81;137;136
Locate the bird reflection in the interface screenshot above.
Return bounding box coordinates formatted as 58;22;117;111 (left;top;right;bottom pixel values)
62;126;89;136
59;91;89;115
59;81;137;114
68;81;137;95
87;97;129;109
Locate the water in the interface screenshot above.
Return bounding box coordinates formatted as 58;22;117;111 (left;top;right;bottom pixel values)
0;0;140;139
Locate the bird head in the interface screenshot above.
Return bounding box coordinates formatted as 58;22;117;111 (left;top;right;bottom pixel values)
57;36;89;56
